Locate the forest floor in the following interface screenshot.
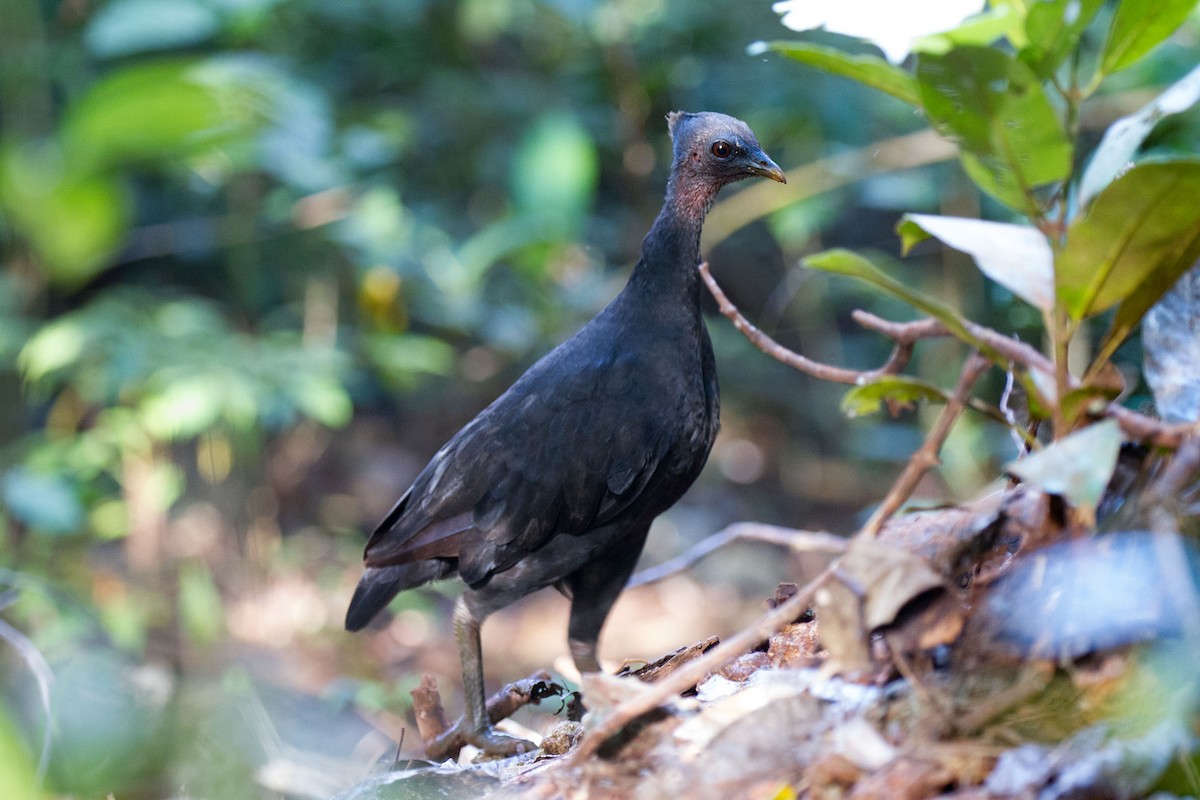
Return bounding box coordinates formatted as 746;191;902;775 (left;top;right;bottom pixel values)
333;480;1200;800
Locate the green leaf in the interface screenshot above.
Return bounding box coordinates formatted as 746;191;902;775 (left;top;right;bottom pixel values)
1057;160;1200;321
1100;0;1196;76
753;41;920;106
511;112;598;229
290;374;353;428
1005;419;1122;511
1;468;84;534
898;213;1054;310
42;650;172;792
803;249;986;352
19;317;88;381
989;0;1031;46
62;60;235;173
0;704;48;800
1020;0;1103;79
366;333;457;389
916;47;1072;212
1059;384;1122;425
0;144;129;287
913;7;1016;55
84;0;219;59
841;376;947;418
179;562;224;644
89;500;129;541
139;377;225;440
1078;63;1200;208
1098;251;1200;370
457;216;552;280
1011;370;1053;419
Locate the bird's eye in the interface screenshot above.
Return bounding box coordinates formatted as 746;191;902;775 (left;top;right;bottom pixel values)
710;140;733;159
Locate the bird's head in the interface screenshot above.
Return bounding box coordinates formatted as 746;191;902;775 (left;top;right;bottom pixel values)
666;111;786;190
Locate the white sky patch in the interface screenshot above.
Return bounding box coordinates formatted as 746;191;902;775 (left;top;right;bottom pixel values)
773;0;986;62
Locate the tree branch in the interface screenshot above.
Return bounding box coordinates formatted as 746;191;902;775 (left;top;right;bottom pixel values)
700;263;917;384
1105;406;1195;449
627;523;846;589
861;352;991;537
701;265;1192;448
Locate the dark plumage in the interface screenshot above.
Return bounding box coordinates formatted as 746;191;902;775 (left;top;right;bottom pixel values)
346;111;785;754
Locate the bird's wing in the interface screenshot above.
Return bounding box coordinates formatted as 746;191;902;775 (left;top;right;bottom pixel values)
362;342;684;586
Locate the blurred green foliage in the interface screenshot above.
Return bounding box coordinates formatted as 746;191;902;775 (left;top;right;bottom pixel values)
0;702;47;800
0;0;1197;796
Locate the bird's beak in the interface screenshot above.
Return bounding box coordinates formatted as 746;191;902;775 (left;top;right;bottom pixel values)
747;150;787;184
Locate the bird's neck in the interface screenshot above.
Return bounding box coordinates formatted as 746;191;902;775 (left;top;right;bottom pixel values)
626;170;720;302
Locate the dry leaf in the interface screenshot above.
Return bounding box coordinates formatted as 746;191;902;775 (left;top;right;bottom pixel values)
817;537;951;673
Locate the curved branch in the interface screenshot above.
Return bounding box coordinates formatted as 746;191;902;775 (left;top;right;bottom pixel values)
700;262;914;384
1106;406;1196;449
861;352;991;537
627;523;846;589
703;265;1190;448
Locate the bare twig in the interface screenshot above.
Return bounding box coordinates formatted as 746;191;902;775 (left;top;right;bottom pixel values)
704;266;1192;448
1106;405;1195;449
1140;435;1200;636
849;311;945;377
701;263;1052;390
617;636;720;684
861;353;992;538
700;262;888;384
955;664;1055;735
627;522;846;588
570;561;838;762
886;633;955;722
849;310;943;339
854;312;1194;450
1146;434;1200;506
851;309;1061;382
389;729;411;772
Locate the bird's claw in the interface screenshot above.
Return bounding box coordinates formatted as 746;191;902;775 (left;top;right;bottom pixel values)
464;726;536;758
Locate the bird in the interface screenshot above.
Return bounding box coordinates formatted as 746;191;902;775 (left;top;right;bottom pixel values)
345;111;785;756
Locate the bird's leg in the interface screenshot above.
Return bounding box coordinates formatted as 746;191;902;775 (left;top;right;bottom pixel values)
451;596;535;756
569;637;603;675
566;525;650;675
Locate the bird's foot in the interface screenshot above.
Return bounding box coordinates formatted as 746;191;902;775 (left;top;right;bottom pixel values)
463;725;536;758
426;716;536;762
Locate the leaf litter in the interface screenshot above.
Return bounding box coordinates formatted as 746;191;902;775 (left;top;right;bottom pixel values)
336;457;1200;800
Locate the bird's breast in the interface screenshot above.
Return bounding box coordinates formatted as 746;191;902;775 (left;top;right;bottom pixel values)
644;324;719;480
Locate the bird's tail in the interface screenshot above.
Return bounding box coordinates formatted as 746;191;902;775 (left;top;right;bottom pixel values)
344;561;453;631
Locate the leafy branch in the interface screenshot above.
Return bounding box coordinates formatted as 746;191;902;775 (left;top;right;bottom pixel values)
744;0;1200;482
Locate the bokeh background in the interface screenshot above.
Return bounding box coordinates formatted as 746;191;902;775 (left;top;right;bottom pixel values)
1;1;1196;797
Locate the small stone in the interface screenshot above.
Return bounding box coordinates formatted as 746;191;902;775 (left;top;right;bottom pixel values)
540;721;585;756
